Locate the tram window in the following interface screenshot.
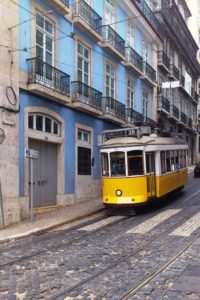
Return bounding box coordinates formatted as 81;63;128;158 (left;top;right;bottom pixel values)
179;150;182;168
101;153;109;176
170;150;175;171
161;151;166;174
175;150;179;169
146;152;154;173
110;152;125;177
166;151;171;172
184;150;186;167
127;150;143;176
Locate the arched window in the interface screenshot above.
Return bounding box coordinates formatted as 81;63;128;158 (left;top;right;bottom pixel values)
28;113;60;136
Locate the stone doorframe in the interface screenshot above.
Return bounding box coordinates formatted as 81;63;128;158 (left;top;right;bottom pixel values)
24;106;65;203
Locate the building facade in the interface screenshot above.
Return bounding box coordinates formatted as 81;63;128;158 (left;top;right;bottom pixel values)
152;0;200;165
0;0;199;226
187;0;200;161
0;0;20;226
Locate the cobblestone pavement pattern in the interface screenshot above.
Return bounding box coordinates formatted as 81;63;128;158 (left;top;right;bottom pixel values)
0;172;200;299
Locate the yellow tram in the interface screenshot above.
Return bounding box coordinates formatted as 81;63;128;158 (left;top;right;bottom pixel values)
100;128;188;209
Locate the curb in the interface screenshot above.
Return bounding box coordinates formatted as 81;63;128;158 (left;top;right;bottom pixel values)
0;207;105;244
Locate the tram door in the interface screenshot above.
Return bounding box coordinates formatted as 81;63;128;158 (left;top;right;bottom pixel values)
146;152;156;198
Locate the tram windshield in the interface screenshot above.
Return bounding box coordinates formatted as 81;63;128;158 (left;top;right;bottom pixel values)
110;152;125;177
127;150;144;175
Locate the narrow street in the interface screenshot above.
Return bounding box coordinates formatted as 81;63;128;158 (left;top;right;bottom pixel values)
0;173;200;299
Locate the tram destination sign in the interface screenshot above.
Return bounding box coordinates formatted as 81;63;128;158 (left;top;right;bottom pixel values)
104;128;142;140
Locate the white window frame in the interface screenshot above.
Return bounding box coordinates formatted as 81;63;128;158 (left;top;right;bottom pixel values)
105;0;115;28
78;128;91;144
28;113;60;136
127;77;136;109
142;39;150;63
127;22;135;48
36;11;54;65
142;89;150;118
77;42;90;85
105;61;116;98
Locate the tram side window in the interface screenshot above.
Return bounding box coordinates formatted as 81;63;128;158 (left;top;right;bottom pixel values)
127;150;143;176
101;153;109;176
179;150;184;168
166;151;171;172
175;150;179;169
161;151;166;174
110;152;125;177
170;150;175;171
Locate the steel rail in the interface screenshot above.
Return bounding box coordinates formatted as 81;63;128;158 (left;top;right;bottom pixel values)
48;188;200;299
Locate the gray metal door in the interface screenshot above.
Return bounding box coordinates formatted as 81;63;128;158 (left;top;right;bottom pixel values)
29;140;57;207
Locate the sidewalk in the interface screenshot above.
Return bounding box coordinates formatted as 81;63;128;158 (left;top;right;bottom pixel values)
0;198;104;244
0;166;195;244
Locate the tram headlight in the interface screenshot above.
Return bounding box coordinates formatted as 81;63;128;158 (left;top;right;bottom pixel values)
116;189;122;196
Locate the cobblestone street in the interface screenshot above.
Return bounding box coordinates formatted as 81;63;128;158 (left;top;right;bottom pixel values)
0;173;200;299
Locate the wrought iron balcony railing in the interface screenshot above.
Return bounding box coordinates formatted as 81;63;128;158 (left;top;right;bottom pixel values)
179;74;185;87
170;64;179;79
102;25;125;56
126;108;143;124
102;96;125;120
125;108;156;127
125;47;143;72
133;0;164;38
143;62;156;82
188;118;192;128
194;91;199;103
158;50;170;70
181;112;187;124
73;0;102;35
27;58;70;94
71;81;102;110
172;104;179;119
159;0;198;69
157;95;170;113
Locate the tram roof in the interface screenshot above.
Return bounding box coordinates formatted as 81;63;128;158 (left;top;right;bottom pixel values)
101;134;188;148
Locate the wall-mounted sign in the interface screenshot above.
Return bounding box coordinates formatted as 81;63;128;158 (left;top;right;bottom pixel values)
0;129;5;144
25;148;39;159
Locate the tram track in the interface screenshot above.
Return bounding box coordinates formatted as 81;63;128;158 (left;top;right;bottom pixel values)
46;193;200;299
118;229;200;300
0;215;129;269
0;177;199;271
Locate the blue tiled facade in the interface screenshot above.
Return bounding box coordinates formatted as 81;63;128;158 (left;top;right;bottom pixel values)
18;0;161;204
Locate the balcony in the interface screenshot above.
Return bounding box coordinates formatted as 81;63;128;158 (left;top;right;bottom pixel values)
157;95;170;114
101;97;126;124
126;108;156;128
193;91;199;104
27;58;70;104
71;81;102;116
124;47;143;75
102;25;125;61
170;64;179;80
180;112;187;125
43;0;70;16
142;62;157;85
73;0;102;42
171;104;179;120
179;74;185;87
157;50;170;72
158;0;199;73
188;118;192;128
132;0;164;39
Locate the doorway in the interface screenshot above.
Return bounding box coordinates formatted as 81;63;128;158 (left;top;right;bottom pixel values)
29;140;57;207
